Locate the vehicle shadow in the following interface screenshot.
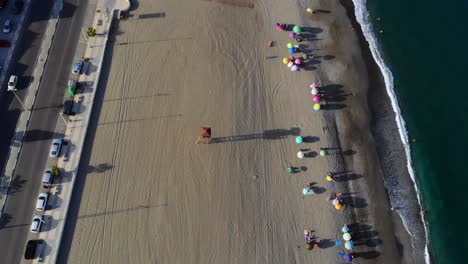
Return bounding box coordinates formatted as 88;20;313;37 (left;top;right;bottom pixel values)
47;194;63;210
42;215;58;232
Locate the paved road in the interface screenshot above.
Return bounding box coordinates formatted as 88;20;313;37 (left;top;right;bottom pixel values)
0;0;90;262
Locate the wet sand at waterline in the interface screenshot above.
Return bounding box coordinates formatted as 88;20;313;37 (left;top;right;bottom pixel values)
58;0;411;263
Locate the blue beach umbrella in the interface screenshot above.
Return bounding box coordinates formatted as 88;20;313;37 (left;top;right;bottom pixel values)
288;47;295;54
345;240;355;250
296;136;303;144
328;182;335;188
335;240;342;246
341;226;350;233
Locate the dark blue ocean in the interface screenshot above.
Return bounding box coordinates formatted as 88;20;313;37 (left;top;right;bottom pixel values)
357;0;468;263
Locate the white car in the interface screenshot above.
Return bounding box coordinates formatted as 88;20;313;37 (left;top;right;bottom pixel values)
30;215;44;233
49;138;63;158
35;192;48;211
72;59;83;74
7;75;17;91
3;19;11;33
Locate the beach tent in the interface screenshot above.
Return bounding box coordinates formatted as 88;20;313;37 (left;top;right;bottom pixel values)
296;136;303;144
293;25;302;33
345;240;355;250
343;233;352;241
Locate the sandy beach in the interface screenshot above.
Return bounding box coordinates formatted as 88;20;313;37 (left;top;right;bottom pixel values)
57;0;417;263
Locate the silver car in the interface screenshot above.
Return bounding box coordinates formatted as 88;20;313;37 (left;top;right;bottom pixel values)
49;138;63;158
72;59;83;74
30;215;44;233
35;192;48;211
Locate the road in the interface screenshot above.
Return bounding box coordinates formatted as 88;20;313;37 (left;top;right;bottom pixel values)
0;0;90;262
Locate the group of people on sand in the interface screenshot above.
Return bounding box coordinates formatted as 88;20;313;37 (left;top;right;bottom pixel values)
275;8;358;263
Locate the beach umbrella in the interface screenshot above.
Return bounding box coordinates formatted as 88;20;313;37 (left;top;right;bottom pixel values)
287;62;294;68
296;136;303;144
289;56;296;61
332;198;340;206
294;58;302;65
335;203;343;211
293;25;302;33
287;167;294;173
305;236;312;243
328;182;335;188
310;82;318;89
276;25;283;31
326;175;333;182
291;65;299;71
288;47;295;54
313;95;321;103
342;226;350;233
303;188;313;195
304;230;312;236
282;58;289;64
289;32;296;38
313;103;320;111
306;8;313;14
335;240;342;246
311;88;318;95
343;232;352;241
344;253;353;263
320;149;327;156
297;151;305;159
287;42;293;49
305;243;313;250
345;240;355;250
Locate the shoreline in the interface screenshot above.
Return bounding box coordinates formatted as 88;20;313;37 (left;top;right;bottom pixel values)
338;0;427;262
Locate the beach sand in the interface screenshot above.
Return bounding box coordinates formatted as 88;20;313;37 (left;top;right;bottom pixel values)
58;0;415;263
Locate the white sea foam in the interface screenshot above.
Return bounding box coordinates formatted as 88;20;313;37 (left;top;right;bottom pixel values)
350;0;430;263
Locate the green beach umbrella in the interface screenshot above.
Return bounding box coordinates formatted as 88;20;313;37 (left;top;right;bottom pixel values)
320;149;327;157
296;136;303;144
287;42;293;49
305;243;313;250
293;25;302;33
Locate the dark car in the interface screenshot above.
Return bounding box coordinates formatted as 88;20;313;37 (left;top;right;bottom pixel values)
63;100;75;116
10;0;23;14
24;239;43;259
0;0;7;9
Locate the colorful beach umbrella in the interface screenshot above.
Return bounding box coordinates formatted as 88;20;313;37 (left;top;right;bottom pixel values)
291;65;299;71
287;62;294;68
320;149;327;156
294;58;302;65
305;243;313;250
293;25;302;33
297;151;305;159
306;8;313;14
344;253;353;262
310;82;318;89
343;232;352;241
335;204;343;211
276;25;283;31
311;88;318;95
288;47;295;54
289;32;296;38
303;188;313;195
335;240;342;246
296;136;303;144
313;103;320;111
287;42;293;49
282;58;289;64
332;198;340;206
345;240;355;250
313;95;321;103
342;226;350;233
328;182;335;188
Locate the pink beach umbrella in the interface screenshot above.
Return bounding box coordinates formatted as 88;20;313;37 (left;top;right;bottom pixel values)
294;58;302;65
311;88;319;95
313;95;321;103
310;82;319;89
276;25;283;31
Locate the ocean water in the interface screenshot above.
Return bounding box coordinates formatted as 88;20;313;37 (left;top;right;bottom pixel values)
354;0;468;263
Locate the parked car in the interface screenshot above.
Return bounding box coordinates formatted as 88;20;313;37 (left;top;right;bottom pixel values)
0;39;11;47
67;80;77;96
3;19;11;33
10;0;23;15
35;192;48;211
63;100;75;116
72;59;83;74
24;239;43;260
49;138;63;158
8;75;17;91
30;215;44;233
42;168;53;187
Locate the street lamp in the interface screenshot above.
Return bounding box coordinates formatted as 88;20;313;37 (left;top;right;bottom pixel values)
59;112;69;127
7;87;28;111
